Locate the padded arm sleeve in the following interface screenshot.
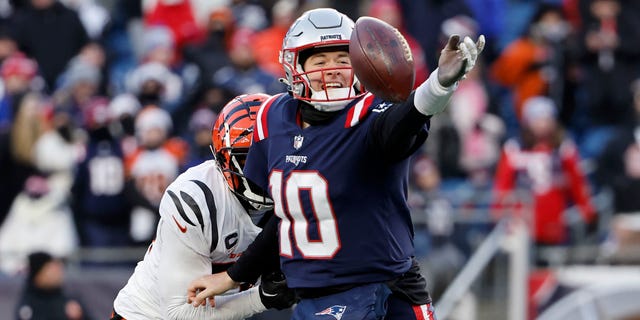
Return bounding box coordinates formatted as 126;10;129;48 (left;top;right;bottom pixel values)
226;215;280;283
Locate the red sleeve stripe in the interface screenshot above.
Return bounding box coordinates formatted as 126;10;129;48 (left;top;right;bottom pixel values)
255;94;280;141
345;93;374;128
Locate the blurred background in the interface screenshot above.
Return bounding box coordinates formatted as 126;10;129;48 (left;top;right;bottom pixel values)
0;0;639;319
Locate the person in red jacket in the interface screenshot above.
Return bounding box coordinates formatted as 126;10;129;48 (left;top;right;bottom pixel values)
492;96;597;246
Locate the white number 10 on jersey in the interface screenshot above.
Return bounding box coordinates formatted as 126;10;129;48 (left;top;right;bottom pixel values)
270;171;341;259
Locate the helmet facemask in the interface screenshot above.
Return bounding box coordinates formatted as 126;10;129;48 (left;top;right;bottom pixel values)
280;8;366;112
282;45;364;112
214;143;273;214
211;94;274;214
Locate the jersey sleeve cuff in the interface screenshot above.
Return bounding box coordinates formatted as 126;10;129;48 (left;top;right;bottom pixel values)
413;68;457;116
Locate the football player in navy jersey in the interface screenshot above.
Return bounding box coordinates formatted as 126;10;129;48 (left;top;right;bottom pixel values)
188;7;484;320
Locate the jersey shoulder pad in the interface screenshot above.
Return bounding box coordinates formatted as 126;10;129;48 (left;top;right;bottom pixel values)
254;93;287;142
344;93;387;128
160;171;217;239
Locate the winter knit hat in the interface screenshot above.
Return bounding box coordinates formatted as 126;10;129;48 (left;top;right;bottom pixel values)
27;251;53;282
522;96;557;124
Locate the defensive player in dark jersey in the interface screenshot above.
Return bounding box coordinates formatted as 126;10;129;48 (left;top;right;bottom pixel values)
188;7;484;320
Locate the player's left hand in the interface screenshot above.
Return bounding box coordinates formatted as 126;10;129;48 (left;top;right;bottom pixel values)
188;271;240;307
258;272;298;310
437;34;485;87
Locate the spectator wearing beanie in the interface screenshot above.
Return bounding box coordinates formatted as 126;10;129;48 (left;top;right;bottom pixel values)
492;96;597;248
14;251;88;320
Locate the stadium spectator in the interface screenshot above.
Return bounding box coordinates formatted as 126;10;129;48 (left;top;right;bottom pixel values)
53;59;102;128
596;79;640;263
229;0;268;32
71;98;132;248
251;0;297;78
108;93;141;157
143;0;204;61
367;0;429;88
125;61;183;113
138;25;175;66
492;96;597;250
491;4;578;124
59;0;110;40
181;7;234;128
0;97;81;274
575;0;640;160
424;53;504;199
0;28;18;64
212;28;284;97
0;90;43;226
409;157;466;300
124;106;186;244
183;107;216;169
10;0;89;92
595;79;640;214
14;251;88;320
397;0;472;71
61;42;109;95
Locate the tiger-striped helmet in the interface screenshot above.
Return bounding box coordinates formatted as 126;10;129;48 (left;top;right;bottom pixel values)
211;93;273;212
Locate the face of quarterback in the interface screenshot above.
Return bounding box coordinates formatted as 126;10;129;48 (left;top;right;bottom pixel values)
303;50;353;92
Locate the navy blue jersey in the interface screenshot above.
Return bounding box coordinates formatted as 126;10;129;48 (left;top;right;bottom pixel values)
244;93;424;288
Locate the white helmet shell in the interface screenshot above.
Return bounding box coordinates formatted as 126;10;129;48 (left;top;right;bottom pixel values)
280;8;364;111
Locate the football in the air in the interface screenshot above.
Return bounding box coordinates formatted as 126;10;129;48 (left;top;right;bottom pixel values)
349;16;415;102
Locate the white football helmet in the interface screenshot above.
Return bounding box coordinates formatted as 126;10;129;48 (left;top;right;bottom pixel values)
280;8;365;112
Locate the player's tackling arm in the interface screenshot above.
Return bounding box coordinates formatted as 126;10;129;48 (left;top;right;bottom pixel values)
187;215;281;306
156;183;268;320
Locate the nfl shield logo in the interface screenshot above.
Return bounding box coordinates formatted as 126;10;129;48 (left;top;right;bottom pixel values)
293;135;304;149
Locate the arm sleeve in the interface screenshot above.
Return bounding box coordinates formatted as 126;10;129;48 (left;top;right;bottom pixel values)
560;141;596;222
370;93;431;162
226;214;280;283
370;69;456;163
154;183;258;320
164;287;266;320
157;216;219;320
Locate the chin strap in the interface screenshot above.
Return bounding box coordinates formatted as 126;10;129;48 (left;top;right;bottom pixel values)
308;87;355;112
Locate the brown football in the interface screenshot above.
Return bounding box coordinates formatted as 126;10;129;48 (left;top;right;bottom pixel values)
349;16;415;102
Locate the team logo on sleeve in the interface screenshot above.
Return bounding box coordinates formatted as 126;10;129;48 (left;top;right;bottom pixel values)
171;215;187;233
315;305;346;320
372;102;392;113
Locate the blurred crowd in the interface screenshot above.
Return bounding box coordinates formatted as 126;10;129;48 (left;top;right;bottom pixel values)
0;0;638;288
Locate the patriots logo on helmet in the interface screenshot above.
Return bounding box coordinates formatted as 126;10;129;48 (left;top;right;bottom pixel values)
314;305;346;320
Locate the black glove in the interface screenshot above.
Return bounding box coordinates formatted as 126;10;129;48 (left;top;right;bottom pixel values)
258;272;298;310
